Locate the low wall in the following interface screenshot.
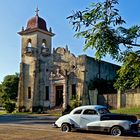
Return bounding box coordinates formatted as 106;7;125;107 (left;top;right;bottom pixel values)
98;94;117;109
96;88;140;109
121;88;140;108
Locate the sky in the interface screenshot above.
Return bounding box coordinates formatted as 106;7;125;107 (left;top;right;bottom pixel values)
0;0;140;83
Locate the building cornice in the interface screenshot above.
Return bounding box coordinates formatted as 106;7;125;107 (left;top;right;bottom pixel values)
18;28;55;36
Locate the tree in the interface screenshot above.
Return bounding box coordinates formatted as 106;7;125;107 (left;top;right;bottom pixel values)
114;51;140;90
1;73;19;101
0;84;3;105
0;73;19;113
67;0;140;89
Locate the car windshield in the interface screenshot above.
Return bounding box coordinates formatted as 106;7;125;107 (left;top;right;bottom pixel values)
98;108;110;114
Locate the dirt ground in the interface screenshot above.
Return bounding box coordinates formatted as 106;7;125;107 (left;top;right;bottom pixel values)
0;114;139;140
0;124;139;140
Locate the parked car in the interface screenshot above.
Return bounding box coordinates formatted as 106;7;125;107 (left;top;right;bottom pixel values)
54;105;139;136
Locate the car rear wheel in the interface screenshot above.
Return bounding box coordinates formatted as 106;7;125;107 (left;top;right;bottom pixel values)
61;123;71;132
110;126;122;136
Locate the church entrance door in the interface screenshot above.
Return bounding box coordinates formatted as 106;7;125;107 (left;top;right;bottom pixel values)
55;85;63;106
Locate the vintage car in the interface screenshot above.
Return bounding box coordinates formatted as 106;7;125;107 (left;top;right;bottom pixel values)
54;105;139;136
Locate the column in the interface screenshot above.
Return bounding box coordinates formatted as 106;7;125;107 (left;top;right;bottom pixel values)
63;82;67;109
17;62;24;111
50;80;55;107
117;89;121;108
89;88;98;105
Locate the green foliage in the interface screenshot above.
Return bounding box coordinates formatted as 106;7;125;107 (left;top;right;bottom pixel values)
0;84;2;92
0;73;19;112
3;101;16;113
114;51;140;90
67;0;140;60
67;0;140;90
0;84;3;105
70;95;81;110
1;74;19;101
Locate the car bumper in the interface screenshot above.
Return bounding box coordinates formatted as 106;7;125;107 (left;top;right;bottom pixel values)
124;123;140;136
52;123;58;128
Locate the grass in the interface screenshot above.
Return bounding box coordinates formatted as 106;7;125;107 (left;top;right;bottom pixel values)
111;107;140;118
0;110;32;115
0;110;7;115
1;107;140;118
0;110;61;116
45;113;62;117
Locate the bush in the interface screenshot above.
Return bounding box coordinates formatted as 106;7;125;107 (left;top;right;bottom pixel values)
70;95;81;110
3;102;16;113
62;96;81;115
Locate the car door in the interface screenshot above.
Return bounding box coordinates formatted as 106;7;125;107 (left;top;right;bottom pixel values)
70;109;82;128
80;109;100;128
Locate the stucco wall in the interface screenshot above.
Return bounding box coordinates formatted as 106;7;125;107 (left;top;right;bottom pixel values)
98;94;117;109
86;56;120;82
98;89;140;109
121;89;140;108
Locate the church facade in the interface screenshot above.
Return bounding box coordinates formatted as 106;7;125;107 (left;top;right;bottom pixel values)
17;10;119;112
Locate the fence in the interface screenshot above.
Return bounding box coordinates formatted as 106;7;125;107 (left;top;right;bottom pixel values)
97;88;140;109
121;88;140;108
98;94;117;109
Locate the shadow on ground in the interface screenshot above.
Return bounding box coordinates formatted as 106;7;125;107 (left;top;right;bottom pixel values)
0;114;58;125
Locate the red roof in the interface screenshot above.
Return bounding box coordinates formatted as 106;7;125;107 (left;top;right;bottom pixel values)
26;15;47;31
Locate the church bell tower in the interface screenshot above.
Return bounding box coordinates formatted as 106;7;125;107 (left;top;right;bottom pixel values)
17;8;54;112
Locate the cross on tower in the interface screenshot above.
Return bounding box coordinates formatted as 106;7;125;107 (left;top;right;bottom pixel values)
35;7;39;16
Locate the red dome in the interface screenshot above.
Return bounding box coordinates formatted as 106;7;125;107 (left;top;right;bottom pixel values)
26;15;47;31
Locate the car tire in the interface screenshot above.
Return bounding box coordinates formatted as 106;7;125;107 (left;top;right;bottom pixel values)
61;123;71;132
110;126;122;136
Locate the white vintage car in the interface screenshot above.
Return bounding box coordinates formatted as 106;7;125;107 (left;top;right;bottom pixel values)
54;105;139;136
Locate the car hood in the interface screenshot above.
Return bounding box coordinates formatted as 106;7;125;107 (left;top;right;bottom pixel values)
100;113;137;123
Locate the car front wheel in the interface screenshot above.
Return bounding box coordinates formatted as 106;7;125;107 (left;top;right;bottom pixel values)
61;123;71;132
110;126;122;136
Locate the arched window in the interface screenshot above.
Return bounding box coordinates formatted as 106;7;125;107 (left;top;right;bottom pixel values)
42;39;47;48
27;39;32;47
26;39;32;53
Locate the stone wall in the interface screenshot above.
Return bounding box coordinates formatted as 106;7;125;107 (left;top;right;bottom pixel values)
121;88;140;108
85;56;120;81
98;94;117;109
97;88;140;109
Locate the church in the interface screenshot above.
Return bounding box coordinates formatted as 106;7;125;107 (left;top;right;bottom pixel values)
17;9;119;112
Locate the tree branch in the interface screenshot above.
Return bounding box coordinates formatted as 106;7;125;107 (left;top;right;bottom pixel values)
124;43;140;47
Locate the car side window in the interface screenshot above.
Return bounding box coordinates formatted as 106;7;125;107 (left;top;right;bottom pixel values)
73;109;82;114
83;109;97;115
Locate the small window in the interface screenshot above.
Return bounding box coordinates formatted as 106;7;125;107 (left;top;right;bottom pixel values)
27;39;32;47
45;86;49;100
28;42;32;47
28;87;31;99
83;109;97;115
42;39;47;48
26;39;32;53
72;84;76;98
73;109;82;114
72;65;76;69
42;42;46;48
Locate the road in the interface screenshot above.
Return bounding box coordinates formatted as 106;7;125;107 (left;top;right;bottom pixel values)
0;114;57;125
0;114;139;140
